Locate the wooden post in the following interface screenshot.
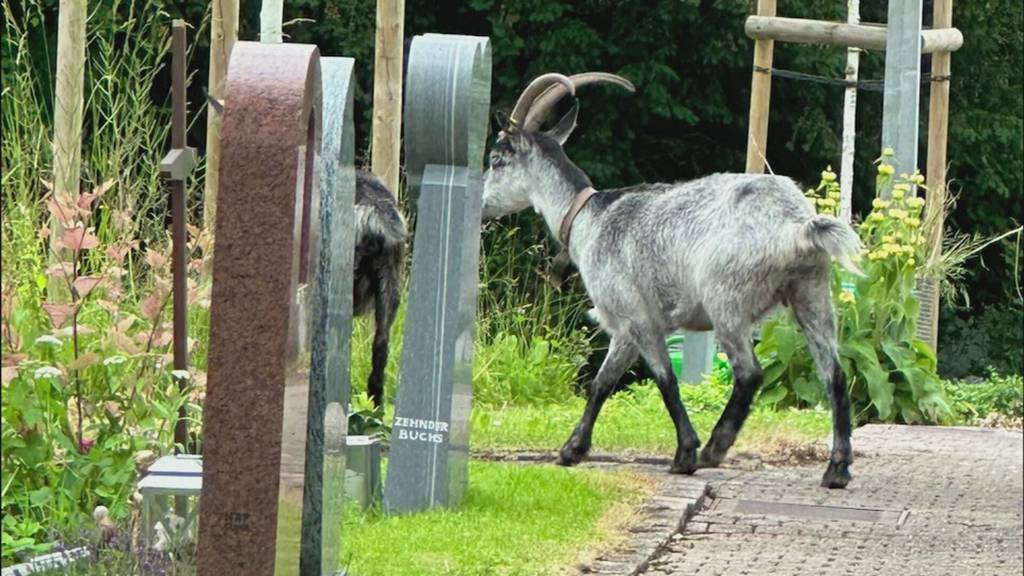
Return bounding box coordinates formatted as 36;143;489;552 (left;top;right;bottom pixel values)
203;0;239;236
880;0;924;186
50;0;87;302
371;0;405;196
923;0;954;350
839;0;860;222
745;0;777;174
260;0;284;43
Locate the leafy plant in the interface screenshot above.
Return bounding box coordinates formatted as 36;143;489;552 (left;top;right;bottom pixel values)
756;155;950;424
945;371;1024;425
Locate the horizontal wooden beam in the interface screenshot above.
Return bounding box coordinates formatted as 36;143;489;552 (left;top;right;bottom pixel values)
745;16;962;54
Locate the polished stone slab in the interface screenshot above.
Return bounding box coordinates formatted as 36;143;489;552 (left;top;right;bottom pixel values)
196;41;323;576
300;56;356;576
384;33;490;515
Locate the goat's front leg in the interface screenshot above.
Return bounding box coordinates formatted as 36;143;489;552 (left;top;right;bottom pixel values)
698;336;761;468
558;336;638;466
638;340;701;474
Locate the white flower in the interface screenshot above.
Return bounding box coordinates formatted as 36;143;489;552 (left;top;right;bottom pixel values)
35;335;63;347
34;366;62;379
103;355;128;366
171;369;191;381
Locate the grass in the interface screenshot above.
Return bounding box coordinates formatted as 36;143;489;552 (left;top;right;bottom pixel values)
341;460;652;576
471;384;833;458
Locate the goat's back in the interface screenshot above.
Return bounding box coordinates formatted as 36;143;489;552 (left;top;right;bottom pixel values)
577;173;828;331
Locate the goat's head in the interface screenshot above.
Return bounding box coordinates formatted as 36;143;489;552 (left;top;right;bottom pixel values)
482;72;635;220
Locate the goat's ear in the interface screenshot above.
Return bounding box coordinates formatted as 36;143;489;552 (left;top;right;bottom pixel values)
492;111;510;134
543;100;579;145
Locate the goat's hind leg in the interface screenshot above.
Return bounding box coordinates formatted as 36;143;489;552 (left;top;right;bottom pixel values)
368;271;400;409
636;336;701;474
790;280;853;489
698;331;761;468
558;335;637;466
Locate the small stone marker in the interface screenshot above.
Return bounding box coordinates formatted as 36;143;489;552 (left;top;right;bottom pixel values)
197;41;326;575
383;33;491;514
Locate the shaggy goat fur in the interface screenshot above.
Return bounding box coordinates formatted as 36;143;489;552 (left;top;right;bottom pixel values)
482;125;861;489
354;170;406;408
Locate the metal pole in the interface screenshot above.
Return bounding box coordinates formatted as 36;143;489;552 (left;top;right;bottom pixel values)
170;20;190;454
880;0;924;189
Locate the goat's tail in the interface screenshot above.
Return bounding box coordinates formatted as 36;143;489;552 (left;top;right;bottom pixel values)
800;215;864;275
356;202;408;248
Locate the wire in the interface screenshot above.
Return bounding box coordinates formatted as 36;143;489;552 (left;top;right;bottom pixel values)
753;65;951;91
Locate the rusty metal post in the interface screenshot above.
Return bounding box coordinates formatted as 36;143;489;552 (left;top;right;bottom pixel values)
160;20;197;454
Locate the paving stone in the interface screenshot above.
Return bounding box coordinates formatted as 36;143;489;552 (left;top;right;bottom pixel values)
636;425;1023;576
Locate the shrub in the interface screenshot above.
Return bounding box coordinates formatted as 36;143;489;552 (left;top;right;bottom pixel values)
945;371;1024;425
756;155;950;424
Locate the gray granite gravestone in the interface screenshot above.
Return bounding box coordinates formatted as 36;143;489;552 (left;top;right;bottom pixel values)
383;33;491;515
300;56;356;576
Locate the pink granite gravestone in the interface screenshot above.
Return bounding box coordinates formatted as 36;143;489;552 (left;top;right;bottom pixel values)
196;41;322;576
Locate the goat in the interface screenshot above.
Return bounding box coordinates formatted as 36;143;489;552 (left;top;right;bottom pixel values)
353;170;407;409
481;73;862;489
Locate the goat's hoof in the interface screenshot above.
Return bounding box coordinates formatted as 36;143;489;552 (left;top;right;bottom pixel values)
669;450;698;475
557;443;588;467
697;449;723;469
821;460;852;489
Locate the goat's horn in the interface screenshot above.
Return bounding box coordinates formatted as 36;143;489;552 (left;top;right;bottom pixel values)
523;72;635;131
509;73;576;130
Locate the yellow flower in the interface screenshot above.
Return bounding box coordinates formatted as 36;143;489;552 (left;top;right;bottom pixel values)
889;209;908;220
907;197;926;208
910;173;925;185
907;258;916;266
821;167;837;183
868;212;884;223
882;147;895;157
872;198;890;210
878;163;895;176
839;291;855;304
907;217;921;228
882;235;894;243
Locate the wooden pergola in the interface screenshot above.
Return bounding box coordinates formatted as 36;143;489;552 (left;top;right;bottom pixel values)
742;0;962;350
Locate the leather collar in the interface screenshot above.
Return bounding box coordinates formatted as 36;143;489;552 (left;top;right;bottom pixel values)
558;186;598;248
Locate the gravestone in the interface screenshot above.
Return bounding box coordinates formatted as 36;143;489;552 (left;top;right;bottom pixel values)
301;56;357;576
197;41;350;576
383;33;491;515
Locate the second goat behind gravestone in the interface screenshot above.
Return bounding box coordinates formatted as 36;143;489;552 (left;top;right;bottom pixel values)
353;170;407;409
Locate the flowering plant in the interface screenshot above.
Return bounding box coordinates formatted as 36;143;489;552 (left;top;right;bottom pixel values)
755;151;950;423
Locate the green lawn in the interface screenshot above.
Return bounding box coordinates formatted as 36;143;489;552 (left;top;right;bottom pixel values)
471;384;833;459
341;460;652;576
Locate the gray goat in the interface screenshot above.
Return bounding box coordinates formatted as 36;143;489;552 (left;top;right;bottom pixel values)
481;73;862;488
354;170;407;409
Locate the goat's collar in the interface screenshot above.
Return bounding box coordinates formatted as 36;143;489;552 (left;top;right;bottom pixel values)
558;186;598;248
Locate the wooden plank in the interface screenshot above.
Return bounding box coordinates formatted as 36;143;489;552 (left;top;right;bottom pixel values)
839;0;861;222
920;28;962;53
745;16;886;51
880;0;924;187
745;16;962;54
50;0;87;302
923;0;954;351
744;0;777;174
371;0;405;197
202;0;239;236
